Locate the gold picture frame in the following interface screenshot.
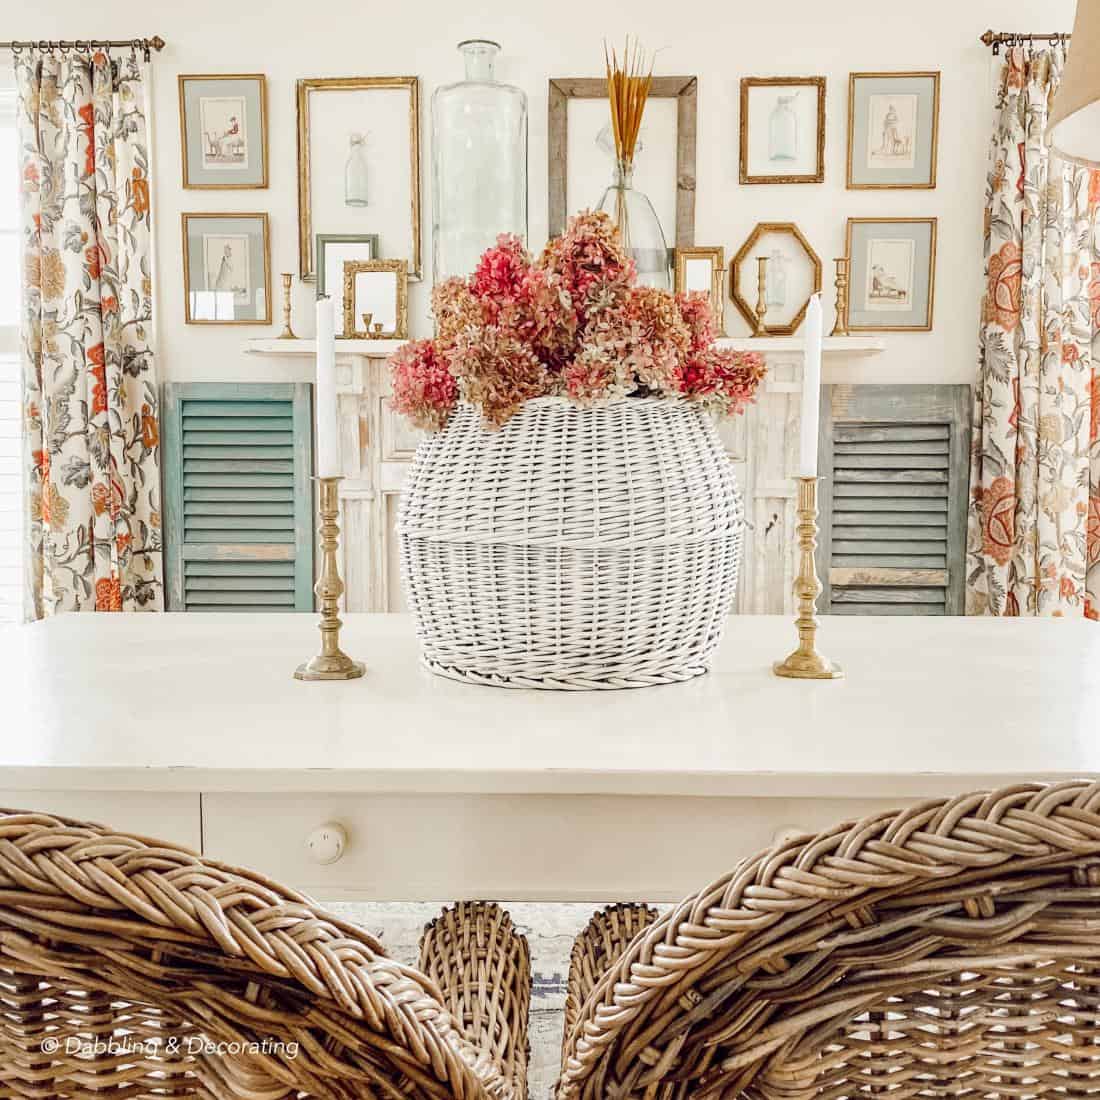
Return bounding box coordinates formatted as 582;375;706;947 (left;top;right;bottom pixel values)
341;259;409;340
847;72;940;190
739;76;826;185
844;217;937;332
674;246;725;335
181;212;271;325
178;73;268;190
730;222;822;336
296;76;421;282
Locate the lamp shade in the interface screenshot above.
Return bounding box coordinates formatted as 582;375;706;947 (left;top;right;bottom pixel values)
1048;2;1100;166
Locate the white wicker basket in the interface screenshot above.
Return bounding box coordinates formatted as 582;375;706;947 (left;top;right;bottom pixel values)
397;397;744;690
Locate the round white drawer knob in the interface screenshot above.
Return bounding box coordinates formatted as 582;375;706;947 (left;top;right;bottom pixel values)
306;822;347;865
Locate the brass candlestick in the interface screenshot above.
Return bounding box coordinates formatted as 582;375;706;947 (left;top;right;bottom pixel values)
277;272;296;339
295;477;365;682
753;255;769;336
773;477;844;680
829;257;850;337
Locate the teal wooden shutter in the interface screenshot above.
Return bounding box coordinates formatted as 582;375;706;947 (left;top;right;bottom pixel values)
816;385;970;616
162;382;314;611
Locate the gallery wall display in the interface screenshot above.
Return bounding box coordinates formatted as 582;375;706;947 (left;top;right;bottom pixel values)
178;74;268;190
730;222;822;335
547;75;698;250
316;233;380;299
181;212;271;325
739;77;826;185
341;259;409;340
296;76;422;282
847;72;940;189
674;246;725;334
845;217;937;332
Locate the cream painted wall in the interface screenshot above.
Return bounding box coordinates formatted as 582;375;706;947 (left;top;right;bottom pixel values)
7;0;1077;388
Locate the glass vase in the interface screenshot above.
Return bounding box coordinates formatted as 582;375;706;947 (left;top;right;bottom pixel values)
596;159;671;289
345;133;369;207
431;39;528;282
768;95;799;162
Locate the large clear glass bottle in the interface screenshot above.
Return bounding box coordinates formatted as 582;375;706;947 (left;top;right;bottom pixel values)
432;40;528;282
345;133;369;207
596;159;671;289
768;95;799;162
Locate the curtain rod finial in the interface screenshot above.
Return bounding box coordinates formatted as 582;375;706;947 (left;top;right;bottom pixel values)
150;36;165;51
980;29;996;46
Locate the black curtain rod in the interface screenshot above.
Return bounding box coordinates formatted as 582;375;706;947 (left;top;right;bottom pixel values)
0;37;165;61
981;29;1070;55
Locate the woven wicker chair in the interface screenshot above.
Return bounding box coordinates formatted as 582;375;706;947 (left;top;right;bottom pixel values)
0;810;517;1100
558;781;1100;1100
419;902;531;1100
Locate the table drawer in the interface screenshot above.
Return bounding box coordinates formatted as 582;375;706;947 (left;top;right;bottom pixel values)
202;792;905;902
0;790;202;851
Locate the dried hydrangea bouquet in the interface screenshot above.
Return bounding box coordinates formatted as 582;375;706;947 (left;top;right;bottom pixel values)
389;212;766;689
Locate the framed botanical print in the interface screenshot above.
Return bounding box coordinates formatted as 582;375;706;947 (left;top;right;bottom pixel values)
847;72;940;189
845;217;937;332
674;246;725;334
178;74;268;189
182;213;271;324
341;259;409;340
739;77;826;184
297;76;421;282
316;233;379;298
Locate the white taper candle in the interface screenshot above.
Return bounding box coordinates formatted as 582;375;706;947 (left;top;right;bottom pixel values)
315;296;340;479
798;294;823;478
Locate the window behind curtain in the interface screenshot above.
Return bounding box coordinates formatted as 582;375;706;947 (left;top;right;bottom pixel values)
0;84;21;624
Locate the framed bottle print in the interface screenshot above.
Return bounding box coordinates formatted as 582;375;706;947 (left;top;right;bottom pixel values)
847;72;940;189
739;77;826;184
178;74;268;189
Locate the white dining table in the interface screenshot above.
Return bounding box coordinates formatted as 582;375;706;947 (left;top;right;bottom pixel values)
1;612;1096;901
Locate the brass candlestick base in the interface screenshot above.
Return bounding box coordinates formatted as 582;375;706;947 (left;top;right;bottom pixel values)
295;477;365;682
277;272;296;340
773;477;844;680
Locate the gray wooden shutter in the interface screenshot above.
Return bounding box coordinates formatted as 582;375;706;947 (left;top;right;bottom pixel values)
162;382;314;611
816;385;971;616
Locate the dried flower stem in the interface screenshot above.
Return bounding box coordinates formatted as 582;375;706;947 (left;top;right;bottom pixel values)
604;36;654;166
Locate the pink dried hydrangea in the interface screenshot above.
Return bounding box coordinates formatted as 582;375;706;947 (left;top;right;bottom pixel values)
676;291;716;354
539;211;635;322
431;277;482;348
446;325;547;428
390;340;459;432
681;348;767;418
469;234;532;322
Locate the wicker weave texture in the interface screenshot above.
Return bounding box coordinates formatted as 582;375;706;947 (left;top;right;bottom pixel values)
419;902;532;1100
0;810;508;1100
557;781;1100;1100
397;397;744;690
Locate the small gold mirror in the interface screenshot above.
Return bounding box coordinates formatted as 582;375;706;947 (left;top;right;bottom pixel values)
341;259;408;339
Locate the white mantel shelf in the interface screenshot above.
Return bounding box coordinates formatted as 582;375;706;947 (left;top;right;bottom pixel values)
2;613;1094;797
246;335;885;358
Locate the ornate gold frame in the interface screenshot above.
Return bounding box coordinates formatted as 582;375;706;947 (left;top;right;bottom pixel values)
739;77;826;185
844;217;937;332
730;222;822;336
181;212;271;326
341;259;409;340
296;76;421;281
674;246;725;335
846;72;940;190
178;73;269;190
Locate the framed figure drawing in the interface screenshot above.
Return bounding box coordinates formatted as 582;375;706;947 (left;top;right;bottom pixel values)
182;213;271;324
178;74;268;189
848;72;940;188
845;217;937;332
297;77;421;282
547;76;697;248
740;77;825;184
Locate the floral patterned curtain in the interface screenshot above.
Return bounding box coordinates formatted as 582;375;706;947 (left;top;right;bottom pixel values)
967;46;1100;621
16;50;163;617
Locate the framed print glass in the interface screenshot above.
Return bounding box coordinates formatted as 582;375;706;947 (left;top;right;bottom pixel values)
730;223;822;335
178;74;268;189
341;259;408;339
182;213;271;324
316;233;379;298
674;246;725;334
847;72;940;189
845;217;937;331
297;77;421;282
739;77;825;184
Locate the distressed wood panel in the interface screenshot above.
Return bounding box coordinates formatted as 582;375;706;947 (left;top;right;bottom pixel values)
830;567;948;587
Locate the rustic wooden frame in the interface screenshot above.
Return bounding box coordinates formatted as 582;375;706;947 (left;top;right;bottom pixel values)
296;76;421;281
547;76;697;246
341;259;408;340
181;211;271;325
739;76;826;185
730;222;822;336
845;217;937;332
178;73;269;190
674;246;725;335
847;71;940;190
